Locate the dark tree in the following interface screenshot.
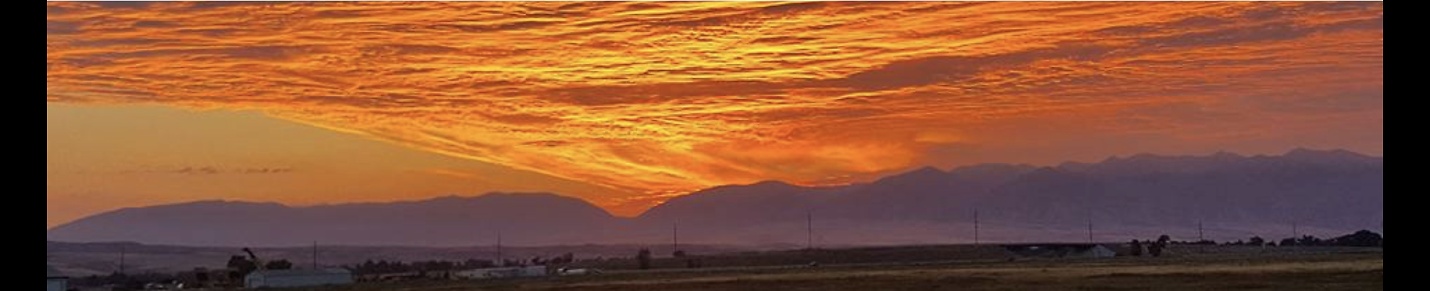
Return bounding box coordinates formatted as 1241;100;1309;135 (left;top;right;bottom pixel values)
1248;236;1266;246
1329;230;1384;247
1297;235;1323;246
1129;240;1144;257
227;255;258;280
465;259;497;269
265;260;294;270
549;253;576;265
637;249;653;270
194;269;210;284
1149;235;1171;257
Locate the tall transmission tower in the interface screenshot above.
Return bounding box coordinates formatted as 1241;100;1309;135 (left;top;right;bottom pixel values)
1199;221;1206;242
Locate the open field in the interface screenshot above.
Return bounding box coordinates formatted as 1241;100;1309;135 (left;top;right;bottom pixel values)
322;250;1383;291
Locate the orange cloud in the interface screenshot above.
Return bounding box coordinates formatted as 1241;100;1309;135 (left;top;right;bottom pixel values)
46;2;1383;212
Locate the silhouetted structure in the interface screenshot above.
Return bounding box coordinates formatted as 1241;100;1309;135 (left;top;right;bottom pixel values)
228;256;259;281
806;212;815;250
1329;230;1384;247
47;265;68;291
1278;230;1383;247
1149;235;1171;257
637;249;653;270
974;209;981;245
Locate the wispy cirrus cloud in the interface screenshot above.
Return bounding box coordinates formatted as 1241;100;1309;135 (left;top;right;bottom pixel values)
175;167;295;175
104;166;298;176
46;2;1383;213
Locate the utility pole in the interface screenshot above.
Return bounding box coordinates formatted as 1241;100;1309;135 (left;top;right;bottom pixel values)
1083;183;1094;244
1087;216;1095;244
673;222;680;255
1292;222;1299;240
496;231;504;266
312;241;319;270
1198;220;1207;254
118;245;127;276
806;211;814;250
972;209;983;245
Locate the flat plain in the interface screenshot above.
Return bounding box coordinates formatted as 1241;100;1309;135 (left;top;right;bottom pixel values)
322;248;1383;291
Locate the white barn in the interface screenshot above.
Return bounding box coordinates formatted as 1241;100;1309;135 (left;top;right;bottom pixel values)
47;266;67;291
245;269;354;289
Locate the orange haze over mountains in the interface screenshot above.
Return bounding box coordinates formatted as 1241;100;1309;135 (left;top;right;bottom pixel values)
47;2;1382;224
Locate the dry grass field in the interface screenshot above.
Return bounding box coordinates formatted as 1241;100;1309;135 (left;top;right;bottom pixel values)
322;248;1383;291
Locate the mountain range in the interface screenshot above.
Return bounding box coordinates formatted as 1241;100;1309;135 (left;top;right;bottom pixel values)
47;149;1383;247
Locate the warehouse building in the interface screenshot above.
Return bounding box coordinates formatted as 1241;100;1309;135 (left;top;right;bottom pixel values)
244;269;354;289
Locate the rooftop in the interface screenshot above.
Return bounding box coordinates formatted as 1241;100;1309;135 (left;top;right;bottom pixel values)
248;269;351;278
47;265;65;278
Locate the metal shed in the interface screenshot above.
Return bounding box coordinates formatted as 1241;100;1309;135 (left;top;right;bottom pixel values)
47;265;67;291
244;269;354;289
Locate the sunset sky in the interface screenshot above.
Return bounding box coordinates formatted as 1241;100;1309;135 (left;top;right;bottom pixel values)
46;2;1383;228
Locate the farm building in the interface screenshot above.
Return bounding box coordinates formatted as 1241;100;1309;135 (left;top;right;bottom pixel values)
47;265;67;291
1003;244;1117;259
244;269;354;289
453;266;548;280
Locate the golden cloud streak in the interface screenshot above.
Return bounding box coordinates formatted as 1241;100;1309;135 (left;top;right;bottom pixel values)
47;2;1383;213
